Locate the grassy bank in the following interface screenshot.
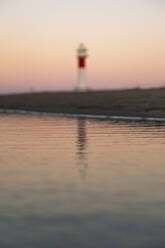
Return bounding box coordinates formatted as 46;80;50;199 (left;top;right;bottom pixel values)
0;88;165;118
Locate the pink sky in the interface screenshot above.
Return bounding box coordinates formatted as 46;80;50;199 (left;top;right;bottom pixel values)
0;0;165;93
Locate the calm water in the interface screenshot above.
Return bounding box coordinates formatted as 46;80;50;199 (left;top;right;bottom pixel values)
0;114;165;248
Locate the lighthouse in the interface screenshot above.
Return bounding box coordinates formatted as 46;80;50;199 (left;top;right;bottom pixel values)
77;43;88;92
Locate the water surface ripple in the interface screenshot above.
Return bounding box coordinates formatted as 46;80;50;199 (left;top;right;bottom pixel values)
0;114;165;248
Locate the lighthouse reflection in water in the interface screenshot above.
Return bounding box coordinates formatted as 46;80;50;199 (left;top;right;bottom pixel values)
0;114;165;247
77;118;88;180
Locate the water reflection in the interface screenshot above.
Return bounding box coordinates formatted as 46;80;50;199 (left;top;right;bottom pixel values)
76;118;88;180
0;114;165;247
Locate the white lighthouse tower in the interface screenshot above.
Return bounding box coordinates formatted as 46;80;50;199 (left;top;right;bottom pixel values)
77;43;88;92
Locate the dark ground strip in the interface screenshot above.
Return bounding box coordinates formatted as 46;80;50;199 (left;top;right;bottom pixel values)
0;88;165;118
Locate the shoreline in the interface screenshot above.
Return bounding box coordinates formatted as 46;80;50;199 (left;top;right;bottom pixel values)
1;88;165;122
1;109;165;122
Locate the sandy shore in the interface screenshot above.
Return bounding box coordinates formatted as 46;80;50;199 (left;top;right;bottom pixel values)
0;88;165;118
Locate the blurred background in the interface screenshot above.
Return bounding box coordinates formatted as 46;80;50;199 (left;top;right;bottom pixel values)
0;0;165;93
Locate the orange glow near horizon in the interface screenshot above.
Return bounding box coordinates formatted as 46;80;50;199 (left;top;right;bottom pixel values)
0;0;165;93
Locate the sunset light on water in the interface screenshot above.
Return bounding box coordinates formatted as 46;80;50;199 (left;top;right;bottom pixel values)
1;1;165;247
1;114;165;247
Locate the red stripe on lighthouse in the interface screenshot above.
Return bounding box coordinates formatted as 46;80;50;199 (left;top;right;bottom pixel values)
78;58;85;68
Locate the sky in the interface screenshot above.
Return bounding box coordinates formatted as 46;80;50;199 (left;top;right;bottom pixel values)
0;0;165;93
